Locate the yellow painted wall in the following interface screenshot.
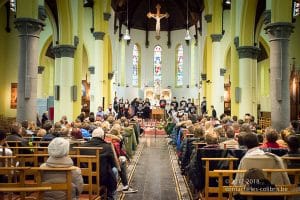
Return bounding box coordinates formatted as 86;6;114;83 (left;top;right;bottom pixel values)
81;47;89;81
41;57;54;98
290;16;300;68
16;0;38;19
0;5;7;115
0;7;19;117
257;59;270;112
271;0;292;23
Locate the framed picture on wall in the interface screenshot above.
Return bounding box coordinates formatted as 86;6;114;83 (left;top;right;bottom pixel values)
10;83;17;109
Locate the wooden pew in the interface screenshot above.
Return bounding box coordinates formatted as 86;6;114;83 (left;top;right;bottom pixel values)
15;153;100;200
213;169;300;200
0;167;33;200
8;146;48;155
0;166;76;200
31;166;76;200
201;157;239;199
7;140;23;148
192;141;207;149
73;147;103;199
0;155;16;167
0;186;51;200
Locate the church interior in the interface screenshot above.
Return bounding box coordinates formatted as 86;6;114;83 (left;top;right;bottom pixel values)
1;0;300;199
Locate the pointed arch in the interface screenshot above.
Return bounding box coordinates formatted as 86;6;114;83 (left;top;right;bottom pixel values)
258;36;270;58
45;4;58;44
240;0;258;46
223;45;231;84
175;44;184;87
56;0;72;44
132;43;141;87
153;45;162;85
39;35;53;65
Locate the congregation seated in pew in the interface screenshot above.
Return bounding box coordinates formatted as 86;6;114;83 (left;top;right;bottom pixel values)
40;137;83;200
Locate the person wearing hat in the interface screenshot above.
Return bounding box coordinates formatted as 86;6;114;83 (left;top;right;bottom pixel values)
40;137;83;200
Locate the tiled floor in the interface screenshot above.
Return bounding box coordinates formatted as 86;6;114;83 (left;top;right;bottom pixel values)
121;136;179;200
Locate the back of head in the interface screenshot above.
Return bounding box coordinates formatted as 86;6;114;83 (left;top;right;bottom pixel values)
71;128;83;139
21;120;28;129
48;137;70;158
280;128;294;141
0;130;7;141
92;127;105;139
37;129;47;137
265;127;278;143
240;123;251;133
188;125;195;135
243;132;259;149
205;133;218;145
43;120;53;131
226;126;235;139
286;135;300;152
194;125;205;138
10;122;22;135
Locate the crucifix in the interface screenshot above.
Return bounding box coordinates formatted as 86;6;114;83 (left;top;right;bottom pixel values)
147;4;169;40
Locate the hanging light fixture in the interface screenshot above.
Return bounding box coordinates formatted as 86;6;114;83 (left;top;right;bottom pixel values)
123;0;131;40
9;0;16;12
184;0;191;41
225;0;231;5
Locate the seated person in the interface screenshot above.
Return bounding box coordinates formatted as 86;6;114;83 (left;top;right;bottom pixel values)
41;137;83;199
203;132;220;149
220;126;239;149
159;98;167;109
41;120;56;143
80;128;136;199
277;128;294;148
283;135;300;169
234;133;290;186
238;168;283;200
0;130;12;157
0;130;14;170
260;127;282;149
6;122;29;147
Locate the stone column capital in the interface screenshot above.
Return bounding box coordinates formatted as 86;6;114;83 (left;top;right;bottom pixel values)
237;46;260;59
93;31;105;40
204;14;212;23
103;12;111;21
52;45;76;58
211;34;223;42
38;66;45;74
265;22;294;41
14;18;45;37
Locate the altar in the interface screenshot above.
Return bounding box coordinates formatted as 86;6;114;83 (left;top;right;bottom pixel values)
151;107;165;120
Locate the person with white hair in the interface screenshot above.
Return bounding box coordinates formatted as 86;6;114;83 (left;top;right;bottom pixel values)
79;127;137;200
40;137;83;200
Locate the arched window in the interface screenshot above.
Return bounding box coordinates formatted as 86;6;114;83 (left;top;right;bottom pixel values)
176;44;184;87
132;44;140;87
153;45;162;85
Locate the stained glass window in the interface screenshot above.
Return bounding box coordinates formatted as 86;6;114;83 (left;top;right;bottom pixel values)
176;44;184;87
153;45;162;85
132;44;140;87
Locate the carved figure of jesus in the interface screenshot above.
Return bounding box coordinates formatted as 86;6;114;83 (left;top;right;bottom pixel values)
147;4;169;40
